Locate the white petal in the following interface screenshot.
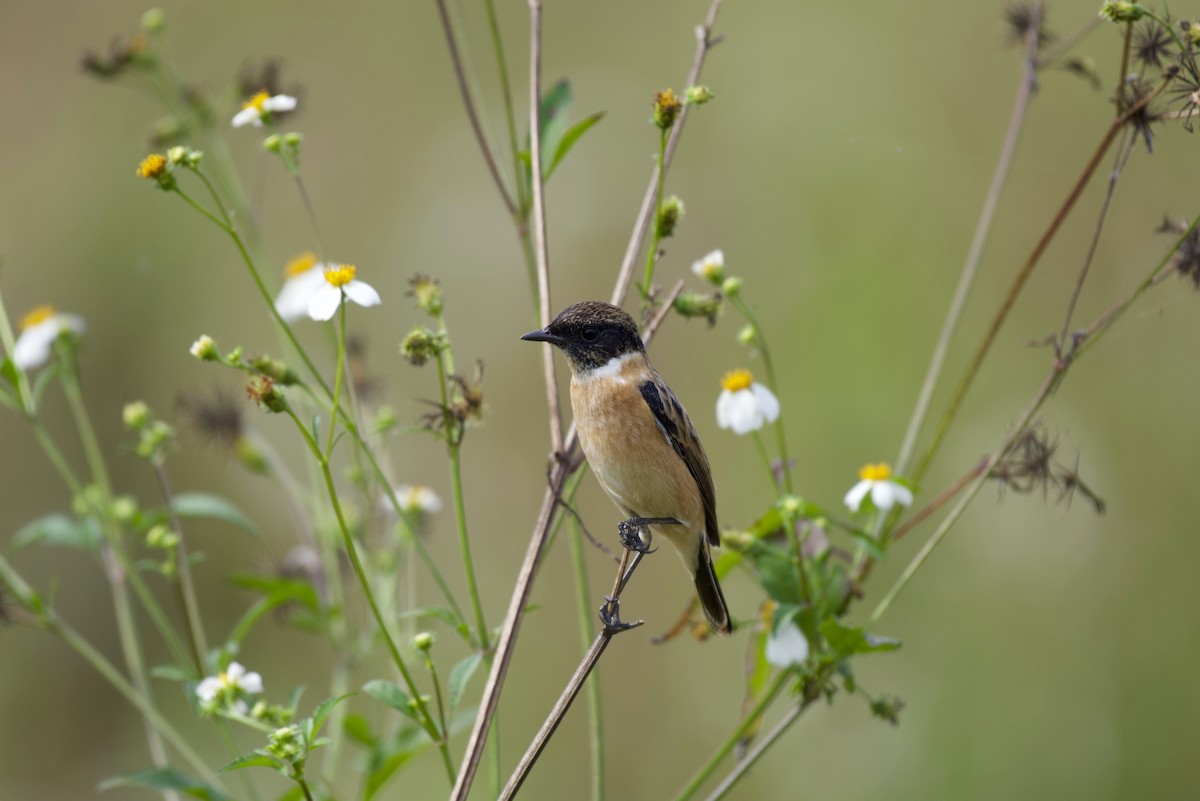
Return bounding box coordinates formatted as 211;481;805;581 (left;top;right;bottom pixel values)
274;267;325;322
307;285;343;321
231;107;261;128
887;480;913;508
262;95;297;112
195;677;221;702
417;487;442;513
765;621;809;668
343;280;381;308
13;320;59;370
225;662;246;682
232;700;250;716
716;389;735;429
240;671;263;695
706;249;724;267
871;481;898;510
844;479;872;512
750;383;780;423
727;389;763;435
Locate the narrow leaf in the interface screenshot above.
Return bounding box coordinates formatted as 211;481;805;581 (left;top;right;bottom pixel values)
545;111;605;180
99;768;232;801
362;680;420;722
173;493;257;534
218;752;280;774
12;514;100;552
447;653;482;712
310;692;354;735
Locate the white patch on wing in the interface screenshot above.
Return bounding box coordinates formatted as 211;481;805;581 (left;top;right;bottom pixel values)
574;351;638;384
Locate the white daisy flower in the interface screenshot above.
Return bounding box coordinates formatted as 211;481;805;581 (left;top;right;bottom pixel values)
844;463;914;513
274;252;327;322
396;484;442;515
691;249;725;285
12;306;85;370
232;91;298;128
716;369;780;435
765;619;810;668
308;264;381;321
195;661;263;712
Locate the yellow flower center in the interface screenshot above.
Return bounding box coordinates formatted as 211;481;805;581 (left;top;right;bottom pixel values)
858;463;892;482
136;153;167;179
324;264;357;288
243;91;270;112
284;252;318;278
20;305;55;331
721;369;754;393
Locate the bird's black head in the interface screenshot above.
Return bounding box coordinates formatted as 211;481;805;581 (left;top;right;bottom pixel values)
520;301;644;374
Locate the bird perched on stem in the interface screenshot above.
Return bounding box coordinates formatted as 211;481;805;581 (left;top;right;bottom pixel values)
521;301;732;635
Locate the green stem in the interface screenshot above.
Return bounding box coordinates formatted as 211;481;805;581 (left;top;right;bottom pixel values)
750;431;778;496
285;408;456;783
59;351;111;495
326;301;348;459
730;295;793;493
641;130;669;297
567;502;605;801
0;289;35;414
671;670;791;801
436;351;489;652
154;463;209;673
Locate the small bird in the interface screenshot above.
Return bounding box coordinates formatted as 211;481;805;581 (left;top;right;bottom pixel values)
522;301;732;634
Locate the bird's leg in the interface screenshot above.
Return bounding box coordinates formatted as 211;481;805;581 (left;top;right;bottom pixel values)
616;516;680;554
598;550;647;632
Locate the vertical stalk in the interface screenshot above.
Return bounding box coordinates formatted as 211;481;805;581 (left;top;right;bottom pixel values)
640;130;669;296
567;511;605;801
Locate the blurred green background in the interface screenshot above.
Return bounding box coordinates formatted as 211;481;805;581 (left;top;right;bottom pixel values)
3;0;1199;799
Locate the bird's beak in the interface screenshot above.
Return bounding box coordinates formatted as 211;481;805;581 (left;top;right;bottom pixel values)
520;328;561;345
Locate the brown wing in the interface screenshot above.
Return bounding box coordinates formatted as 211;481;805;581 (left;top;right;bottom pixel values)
638;376;719;546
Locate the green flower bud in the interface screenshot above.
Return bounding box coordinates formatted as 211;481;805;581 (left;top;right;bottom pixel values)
111;495;138;524
684;85;714;105
246;375;288;414
652;88;682;130
721;276;743;297
656;195;685;238
736;324;757;346
673;292;723;326
146;524;170;548
413;631;435;652
123;401;150;430
400;327;445;367
407;274;444;316
140;8;166;33
190;335;218;362
263;134;282;153
251;354;300;386
1098;1;1145;22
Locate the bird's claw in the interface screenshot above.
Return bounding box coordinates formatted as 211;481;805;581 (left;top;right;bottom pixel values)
617;520;656;554
598;595;642;632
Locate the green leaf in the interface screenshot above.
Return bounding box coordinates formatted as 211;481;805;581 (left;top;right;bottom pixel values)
218;752;280;774
99;768;232;801
343;713;376;747
818;619;901;660
746;541;802;605
31;362;59;408
537;79;574;166
172;493;257;534
150;664;197;682
365;750;420;801
362;680;420;722
12;514;100;552
274;788;304;801
397;606;462;630
447;652;482;713
0;357;19;394
226;576;321;645
310;692;354;736
544;111;604;180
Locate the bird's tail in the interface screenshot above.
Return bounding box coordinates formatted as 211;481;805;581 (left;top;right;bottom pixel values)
694;545;732;635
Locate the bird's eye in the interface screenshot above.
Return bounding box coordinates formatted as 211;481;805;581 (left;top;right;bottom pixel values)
581;326;600;342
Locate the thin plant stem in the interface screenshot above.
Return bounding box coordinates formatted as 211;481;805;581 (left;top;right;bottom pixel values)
296;776;316;801
436;351;490;652
894;9;1042;476
1115;22;1132;114
1057;128;1136;345
153;463;210;672
567;499;605;801
641;129;669;297
729;295;792;492
434;0;517;216
671;670;790;801
751;431;778;495
325;301;348;459
526;0;564;455
700;699;811;801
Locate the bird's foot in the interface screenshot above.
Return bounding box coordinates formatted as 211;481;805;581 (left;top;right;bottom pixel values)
598;595;643;632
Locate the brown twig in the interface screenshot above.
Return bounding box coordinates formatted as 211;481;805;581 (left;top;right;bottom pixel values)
610;0;724;307
526;0;563;456
434;0;517;216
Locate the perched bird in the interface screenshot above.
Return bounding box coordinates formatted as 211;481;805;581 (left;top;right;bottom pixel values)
521;301;732;634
